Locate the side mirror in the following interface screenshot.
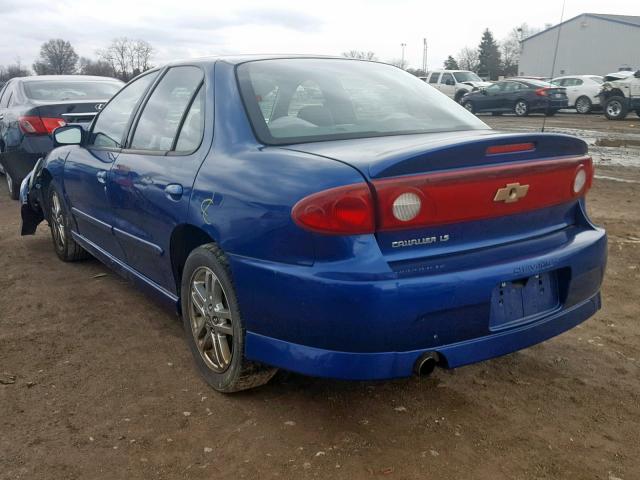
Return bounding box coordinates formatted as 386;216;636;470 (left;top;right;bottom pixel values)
634;70;640;78
53;125;84;147
481;88;488;95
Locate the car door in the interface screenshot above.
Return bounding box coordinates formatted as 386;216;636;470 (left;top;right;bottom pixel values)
427;72;440;91
474;83;503;112
107;65;208;291
439;72;456;98
500;81;526;111
63;71;159;260
562;78;579;106
0;81;17;152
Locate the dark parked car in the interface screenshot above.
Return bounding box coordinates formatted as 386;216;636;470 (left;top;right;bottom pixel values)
21;56;605;393
0;75;123;199
461;79;568;117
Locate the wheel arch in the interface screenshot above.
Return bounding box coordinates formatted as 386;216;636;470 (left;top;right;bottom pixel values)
170;223;218;296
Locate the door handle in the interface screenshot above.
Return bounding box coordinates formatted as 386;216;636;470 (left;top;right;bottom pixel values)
164;183;183;199
96;170;107;184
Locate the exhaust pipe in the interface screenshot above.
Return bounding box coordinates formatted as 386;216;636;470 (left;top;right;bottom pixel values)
414;352;438;377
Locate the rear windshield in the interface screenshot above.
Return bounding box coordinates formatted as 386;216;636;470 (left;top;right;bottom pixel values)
237;59;489;145
23;80;122;101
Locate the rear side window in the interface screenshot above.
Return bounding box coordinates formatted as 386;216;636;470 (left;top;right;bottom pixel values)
130;66;204;151
428;72;439;84
175;86;205;153
91;71;159;149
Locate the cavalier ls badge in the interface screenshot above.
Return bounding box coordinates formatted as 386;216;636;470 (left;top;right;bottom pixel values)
392;235;450;249
494;182;530;203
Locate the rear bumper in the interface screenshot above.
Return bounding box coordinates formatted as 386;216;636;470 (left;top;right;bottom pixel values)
246;293;600;380
235;224;606;380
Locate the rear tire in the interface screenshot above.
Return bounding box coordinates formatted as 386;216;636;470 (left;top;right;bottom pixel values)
6;171;19;200
47;185;89;262
514;100;529;117
604;96;628;120
575;96;592;114
181;243;277;393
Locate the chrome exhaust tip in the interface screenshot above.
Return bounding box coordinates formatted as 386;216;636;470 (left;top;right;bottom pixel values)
414;352;439;377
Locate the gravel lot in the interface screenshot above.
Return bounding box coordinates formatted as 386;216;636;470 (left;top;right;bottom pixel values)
1;114;639;480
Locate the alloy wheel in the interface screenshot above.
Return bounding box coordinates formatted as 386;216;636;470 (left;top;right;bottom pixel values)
576;97;591;114
188;266;234;373
515;101;528;116
50;191;66;249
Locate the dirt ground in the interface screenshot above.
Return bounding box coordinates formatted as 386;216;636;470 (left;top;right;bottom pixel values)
1;115;640;480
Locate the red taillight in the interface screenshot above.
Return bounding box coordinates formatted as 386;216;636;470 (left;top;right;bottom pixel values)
535;88;550;97
18;116;65;135
486;142;536;155
291;183;375;235
292;157;593;235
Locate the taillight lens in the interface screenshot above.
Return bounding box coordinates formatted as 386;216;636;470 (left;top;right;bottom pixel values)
291;183;375;235
535;88;550;96
19;116;65;135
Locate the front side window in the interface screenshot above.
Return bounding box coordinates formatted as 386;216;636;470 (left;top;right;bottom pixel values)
237;59;488;145
440;73;455;85
130;66;203;151
23;80;122;101
91;71;159;149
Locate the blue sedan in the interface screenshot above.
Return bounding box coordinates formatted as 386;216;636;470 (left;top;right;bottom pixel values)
20;56;607;392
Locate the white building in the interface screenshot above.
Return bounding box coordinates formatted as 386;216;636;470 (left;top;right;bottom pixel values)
519;13;640;77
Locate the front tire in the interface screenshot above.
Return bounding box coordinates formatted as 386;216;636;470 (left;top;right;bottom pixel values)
604;96;628;120
514;100;529;117
6;171;19;200
575;96;592;114
181;244;277;393
462;101;475;114
47;185;89;262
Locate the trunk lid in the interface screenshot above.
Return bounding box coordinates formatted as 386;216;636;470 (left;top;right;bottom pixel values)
284;131;590;266
31;100;105;125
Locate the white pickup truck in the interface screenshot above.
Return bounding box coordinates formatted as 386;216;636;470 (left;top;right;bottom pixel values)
423;70;492;103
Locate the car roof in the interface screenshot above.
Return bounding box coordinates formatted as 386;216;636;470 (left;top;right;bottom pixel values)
158;54;354;69
552;75;602;79
19;75;122;83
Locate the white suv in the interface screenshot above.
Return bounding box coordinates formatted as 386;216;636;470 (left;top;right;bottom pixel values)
424;70;492;103
551;75;604;114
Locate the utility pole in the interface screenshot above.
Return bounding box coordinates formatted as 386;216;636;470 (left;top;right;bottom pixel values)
400;43;407;68
422;38;428;73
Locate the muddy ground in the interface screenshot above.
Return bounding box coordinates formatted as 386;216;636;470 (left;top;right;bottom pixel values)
1;114;639;480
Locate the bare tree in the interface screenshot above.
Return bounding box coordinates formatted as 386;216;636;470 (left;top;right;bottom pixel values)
342;50;378;61
33;39;78;75
0;63;30;82
501;24;542;77
387;58;408;70
78;57;116;77
456;47;480;72
98;38;153;81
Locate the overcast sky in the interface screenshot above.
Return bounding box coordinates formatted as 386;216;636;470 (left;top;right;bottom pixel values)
1;0;637;71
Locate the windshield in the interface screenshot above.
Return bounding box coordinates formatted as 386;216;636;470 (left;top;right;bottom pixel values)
23;80;122;101
237;59;489;145
453;71;482;83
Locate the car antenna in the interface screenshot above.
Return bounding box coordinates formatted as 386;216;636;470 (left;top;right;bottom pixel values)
542;0;566;132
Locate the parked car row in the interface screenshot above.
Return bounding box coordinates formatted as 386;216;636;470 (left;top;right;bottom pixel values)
0;75;123;198
423;68;640;120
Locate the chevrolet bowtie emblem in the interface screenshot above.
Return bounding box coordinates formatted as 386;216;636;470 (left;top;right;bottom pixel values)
494;182;530;203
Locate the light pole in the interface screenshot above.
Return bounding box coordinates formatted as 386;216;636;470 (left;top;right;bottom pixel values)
400;43;406;68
